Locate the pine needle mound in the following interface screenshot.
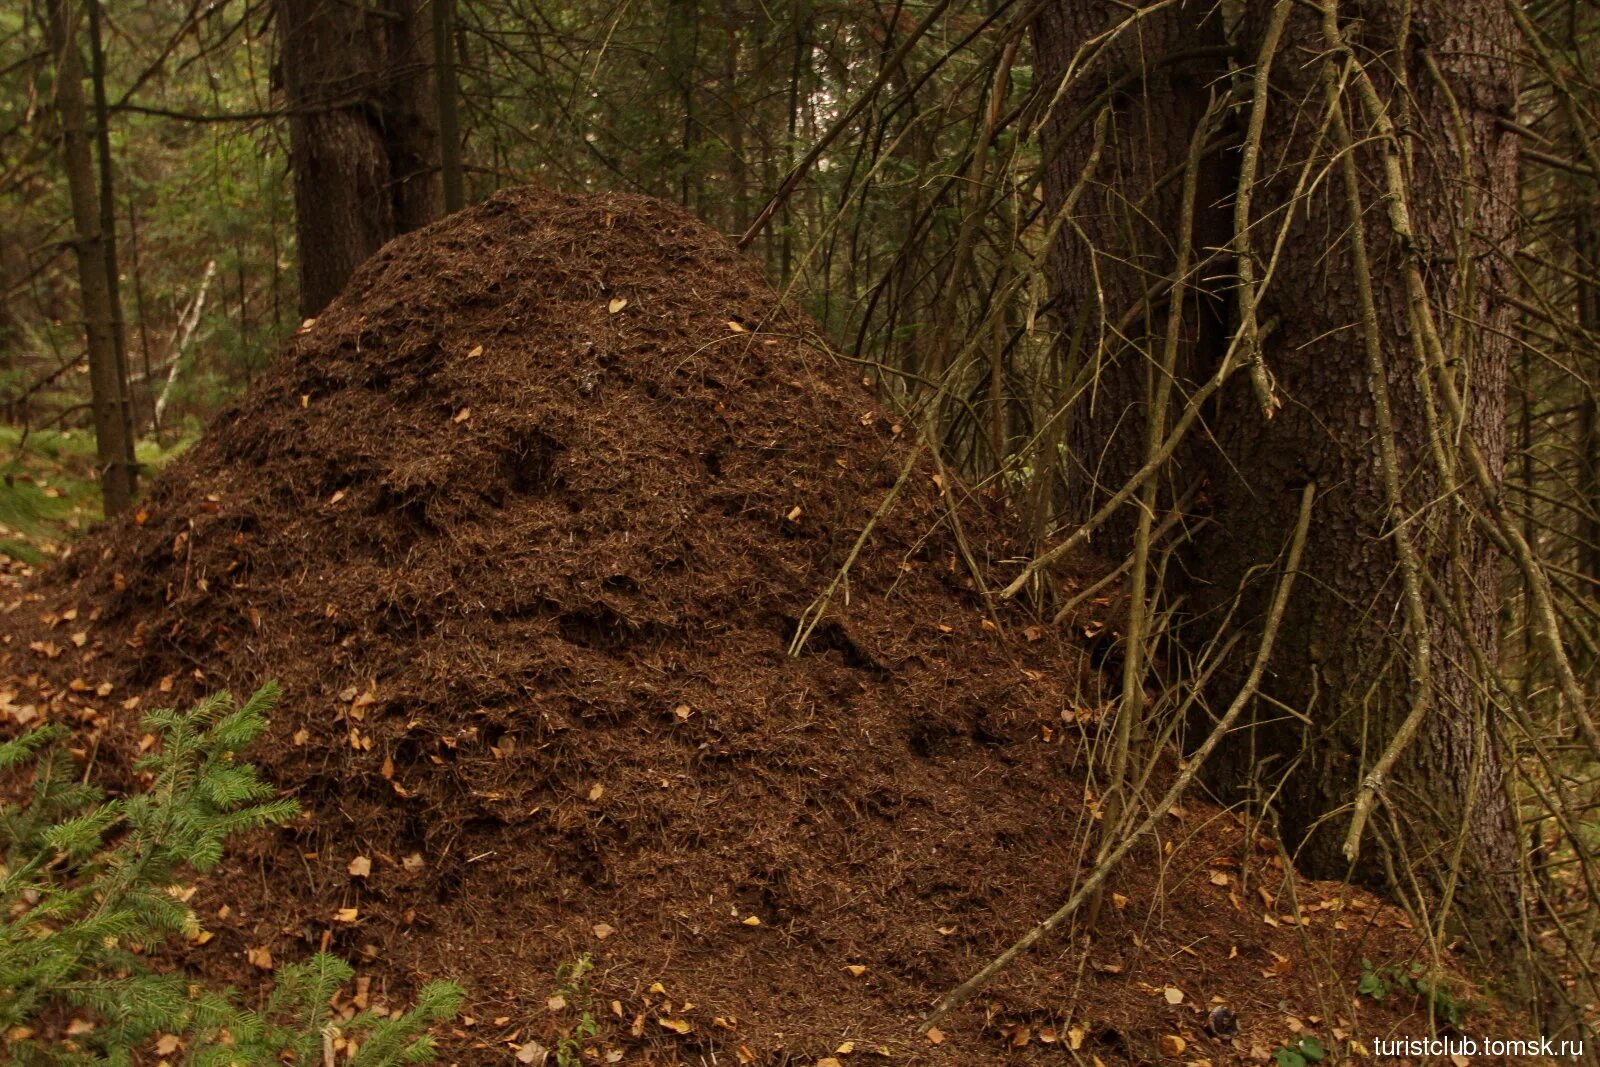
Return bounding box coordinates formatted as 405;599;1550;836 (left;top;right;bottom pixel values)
7;189;1451;1063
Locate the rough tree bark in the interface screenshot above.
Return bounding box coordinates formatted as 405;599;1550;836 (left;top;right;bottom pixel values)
46;0;136;515
276;0;442;316
1034;0;1527;954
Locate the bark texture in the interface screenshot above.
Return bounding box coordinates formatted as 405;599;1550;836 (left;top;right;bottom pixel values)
1033;0;1526;950
47;0;136;514
277;0;441;316
1032;1;1228;549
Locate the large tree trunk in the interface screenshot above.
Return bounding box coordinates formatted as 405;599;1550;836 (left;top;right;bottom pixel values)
1032;3;1229;553
1034;0;1526;955
277;0;442;317
46;0;136;515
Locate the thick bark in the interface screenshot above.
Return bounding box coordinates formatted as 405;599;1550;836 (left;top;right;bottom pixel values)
1034;0;1526;952
1032;1;1229;550
47;0;136;515
277;0;441;316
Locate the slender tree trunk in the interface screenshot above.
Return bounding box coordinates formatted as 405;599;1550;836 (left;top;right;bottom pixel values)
46;0;135;515
277;0;442;317
86;0;136;486
1033;0;1527;956
432;0;463;213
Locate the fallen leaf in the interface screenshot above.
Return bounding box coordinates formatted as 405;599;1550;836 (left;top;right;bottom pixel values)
741;915;762;926
467;345;484;358
402;852;425;872
844;964;867;977
334;908;359;923
246;945;273;970
657;1018;692;1035
1164;987;1185;1005
925;1027;945;1046
727;320;746;332
1159;1034;1187;1058
453;407;472;424
608;297;628;314
515;1039;549;1065
347;855;372;878
587;783;605;802
547;994;567;1012
593;922;615;940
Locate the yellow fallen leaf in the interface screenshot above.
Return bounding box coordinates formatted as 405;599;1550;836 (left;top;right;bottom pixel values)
467;344;484;358
657;1018;692;1035
1164;987;1184;1005
347;855;371;878
608;297;628;314
727;320;746;332
741;915;762;926
926;1027;945;1046
334;908;359;923
453;407;471;423
844;964;867;977
593;922;615;940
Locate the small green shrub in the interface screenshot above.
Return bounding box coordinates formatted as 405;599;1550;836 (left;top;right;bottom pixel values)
1272;1035;1325;1067
551;954;598;1067
1357;958;1471;1027
0;683;463;1064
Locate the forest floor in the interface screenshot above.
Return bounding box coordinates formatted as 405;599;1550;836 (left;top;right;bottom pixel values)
0;425;191;563
0;189;1532;1065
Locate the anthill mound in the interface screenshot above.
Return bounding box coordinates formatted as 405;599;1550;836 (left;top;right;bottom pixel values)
3;189;1472;1064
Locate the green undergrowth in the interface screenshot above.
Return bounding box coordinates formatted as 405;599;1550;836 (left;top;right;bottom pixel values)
0;683;464;1063
0;425;194;562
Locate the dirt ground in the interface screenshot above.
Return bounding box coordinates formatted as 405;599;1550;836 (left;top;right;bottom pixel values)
0;189;1515;1065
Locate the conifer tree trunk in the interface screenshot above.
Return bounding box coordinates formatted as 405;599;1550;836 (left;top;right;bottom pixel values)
277;0;442;316
46;0;135;515
1033;0;1527;954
